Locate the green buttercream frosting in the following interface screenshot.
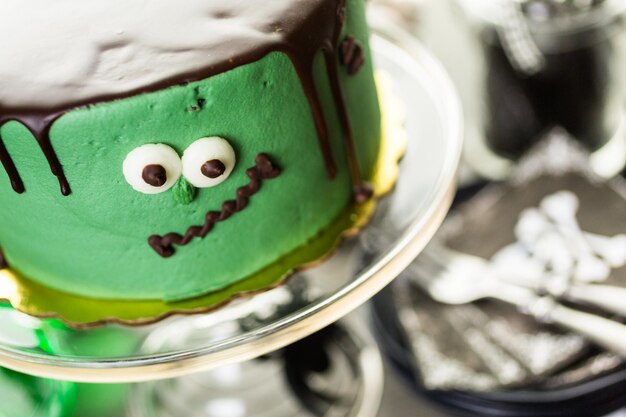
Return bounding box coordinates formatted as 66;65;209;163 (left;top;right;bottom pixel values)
172;178;196;206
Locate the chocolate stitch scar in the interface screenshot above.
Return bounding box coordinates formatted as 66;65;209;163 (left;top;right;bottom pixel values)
148;153;281;257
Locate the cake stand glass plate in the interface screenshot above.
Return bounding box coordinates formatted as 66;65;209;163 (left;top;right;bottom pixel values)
0;32;463;383
127;320;384;417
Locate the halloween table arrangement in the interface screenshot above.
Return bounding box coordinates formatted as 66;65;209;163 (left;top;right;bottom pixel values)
0;5;463;415
369;0;626;416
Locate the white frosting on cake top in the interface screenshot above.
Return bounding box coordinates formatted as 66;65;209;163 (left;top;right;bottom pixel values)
0;0;317;110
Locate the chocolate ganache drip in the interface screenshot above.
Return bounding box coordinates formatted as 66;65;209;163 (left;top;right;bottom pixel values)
0;247;7;269
0;0;368;199
0;112;70;195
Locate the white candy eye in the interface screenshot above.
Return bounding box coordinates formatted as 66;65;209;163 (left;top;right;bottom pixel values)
182;137;236;188
123;144;182;194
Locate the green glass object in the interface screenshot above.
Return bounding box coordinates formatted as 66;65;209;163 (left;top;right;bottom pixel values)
0;304;76;417
0;368;76;417
35;318;138;417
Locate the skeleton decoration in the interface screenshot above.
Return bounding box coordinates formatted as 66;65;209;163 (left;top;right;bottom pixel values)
380;135;626;392
490;190;626;290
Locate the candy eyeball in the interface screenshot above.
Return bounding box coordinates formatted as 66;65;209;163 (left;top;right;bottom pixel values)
123;144;182;194
182;137;236;188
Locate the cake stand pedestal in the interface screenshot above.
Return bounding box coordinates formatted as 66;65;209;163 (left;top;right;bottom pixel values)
127;319;385;417
0;29;463;387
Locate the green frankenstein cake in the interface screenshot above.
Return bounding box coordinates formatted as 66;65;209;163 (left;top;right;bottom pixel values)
0;0;381;302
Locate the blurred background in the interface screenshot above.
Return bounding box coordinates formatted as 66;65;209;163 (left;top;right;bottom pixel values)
371;1;626;415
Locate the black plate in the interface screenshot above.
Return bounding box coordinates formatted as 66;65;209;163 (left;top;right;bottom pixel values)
371;285;626;417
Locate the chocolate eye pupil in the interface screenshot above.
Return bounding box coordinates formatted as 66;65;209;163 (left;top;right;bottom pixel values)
142;164;168;187
201;159;226;179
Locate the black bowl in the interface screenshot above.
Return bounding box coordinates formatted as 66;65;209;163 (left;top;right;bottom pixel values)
371;285;626;417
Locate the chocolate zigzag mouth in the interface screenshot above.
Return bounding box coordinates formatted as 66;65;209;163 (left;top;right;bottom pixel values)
148;153;281;258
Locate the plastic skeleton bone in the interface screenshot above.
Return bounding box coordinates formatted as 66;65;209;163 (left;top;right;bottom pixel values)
584;232;626;269
517;205;626;269
516;207;609;282
541;191;626;279
491;190;626;286
515;209;574;274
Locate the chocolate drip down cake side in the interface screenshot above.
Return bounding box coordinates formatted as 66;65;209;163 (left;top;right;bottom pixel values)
0;0;403;323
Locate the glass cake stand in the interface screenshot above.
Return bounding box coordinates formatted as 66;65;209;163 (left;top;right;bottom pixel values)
0;31;463;384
